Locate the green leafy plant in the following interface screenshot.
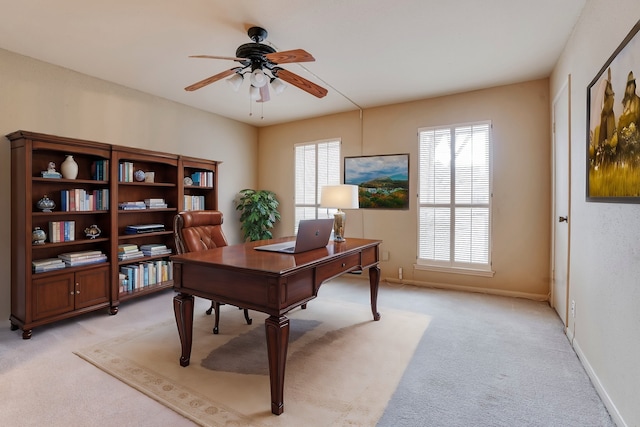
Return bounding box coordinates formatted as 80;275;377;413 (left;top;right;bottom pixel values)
235;189;281;242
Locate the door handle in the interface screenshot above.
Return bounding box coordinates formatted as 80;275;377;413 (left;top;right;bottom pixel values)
559;216;568;223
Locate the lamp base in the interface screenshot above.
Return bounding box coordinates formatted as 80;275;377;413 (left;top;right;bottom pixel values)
333;210;346;242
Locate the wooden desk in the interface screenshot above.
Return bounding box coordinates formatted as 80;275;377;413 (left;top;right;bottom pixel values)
172;237;381;415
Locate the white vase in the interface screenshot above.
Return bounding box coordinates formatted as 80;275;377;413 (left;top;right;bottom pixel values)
61;155;78;179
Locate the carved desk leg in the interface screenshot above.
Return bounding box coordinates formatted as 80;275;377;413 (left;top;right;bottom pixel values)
173;292;194;367
265;315;290;415
369;265;381;321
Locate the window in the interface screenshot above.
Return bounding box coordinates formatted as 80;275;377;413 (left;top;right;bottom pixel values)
418;121;492;274
294;139;341;231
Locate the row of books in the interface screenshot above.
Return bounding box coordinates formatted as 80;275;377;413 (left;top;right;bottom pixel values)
48;221;75;243
183;195;206;211
118;162;136;182
189;171;214;187
32;250;108;272
118;243;171;261
118;199;167;210
92;159;109;181
60;189;109;211
120;260;173;292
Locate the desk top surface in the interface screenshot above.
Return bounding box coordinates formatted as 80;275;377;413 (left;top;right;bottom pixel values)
171;237;381;275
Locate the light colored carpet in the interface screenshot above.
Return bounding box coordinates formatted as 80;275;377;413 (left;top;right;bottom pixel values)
74;298;431;427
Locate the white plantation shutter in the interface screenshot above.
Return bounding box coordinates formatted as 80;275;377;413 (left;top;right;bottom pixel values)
418;122;491;271
294;140;341;232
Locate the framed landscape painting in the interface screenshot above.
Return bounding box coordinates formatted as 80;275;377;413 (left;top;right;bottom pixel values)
587;19;640;202
344;154;409;209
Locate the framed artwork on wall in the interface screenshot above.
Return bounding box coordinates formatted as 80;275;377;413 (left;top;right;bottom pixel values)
587;19;640;202
344;153;409;209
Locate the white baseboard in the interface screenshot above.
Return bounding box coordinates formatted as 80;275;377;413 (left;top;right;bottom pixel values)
384;277;548;301
571;336;626;426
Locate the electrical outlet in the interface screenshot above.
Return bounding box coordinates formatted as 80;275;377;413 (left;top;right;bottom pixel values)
571;300;575;318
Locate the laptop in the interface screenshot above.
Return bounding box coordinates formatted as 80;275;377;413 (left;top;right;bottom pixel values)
254;218;334;254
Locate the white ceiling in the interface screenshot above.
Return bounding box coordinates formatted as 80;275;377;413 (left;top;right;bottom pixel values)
0;0;586;127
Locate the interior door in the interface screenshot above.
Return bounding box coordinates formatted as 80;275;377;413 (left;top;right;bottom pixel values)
552;75;571;326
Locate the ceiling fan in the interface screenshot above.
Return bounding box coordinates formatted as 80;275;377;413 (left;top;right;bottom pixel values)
185;26;328;102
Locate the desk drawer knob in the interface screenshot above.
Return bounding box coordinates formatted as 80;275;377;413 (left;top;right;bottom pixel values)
341;263;346;267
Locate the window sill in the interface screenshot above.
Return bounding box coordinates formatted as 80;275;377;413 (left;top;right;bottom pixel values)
413;263;495;278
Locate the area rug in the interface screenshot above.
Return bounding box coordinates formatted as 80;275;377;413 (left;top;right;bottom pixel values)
75;298;430;427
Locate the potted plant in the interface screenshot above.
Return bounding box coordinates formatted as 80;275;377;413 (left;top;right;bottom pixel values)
235;189;282;242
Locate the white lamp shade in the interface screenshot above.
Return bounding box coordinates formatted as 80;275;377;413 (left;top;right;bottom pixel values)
249;85;261;100
320;185;359;209
250;69;268;88
270;78;287;94
226;73;244;91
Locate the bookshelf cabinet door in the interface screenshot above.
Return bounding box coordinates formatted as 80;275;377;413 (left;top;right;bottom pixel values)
75;266;110;310
32;273;75;321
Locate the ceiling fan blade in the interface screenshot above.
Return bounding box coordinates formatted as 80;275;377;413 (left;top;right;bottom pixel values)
275;68;328;98
258;84;270;103
265;49;315;64
184;68;238;91
189;54;246;61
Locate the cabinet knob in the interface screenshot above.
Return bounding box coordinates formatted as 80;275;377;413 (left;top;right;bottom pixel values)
341;263;346;267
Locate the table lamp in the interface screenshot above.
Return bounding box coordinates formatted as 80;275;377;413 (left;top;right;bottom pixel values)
320;184;359;242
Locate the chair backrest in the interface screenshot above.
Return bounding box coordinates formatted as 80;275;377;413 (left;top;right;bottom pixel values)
174;210;229;254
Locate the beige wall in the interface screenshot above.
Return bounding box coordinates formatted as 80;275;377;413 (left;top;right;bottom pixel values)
258;79;551;299
550;1;640;425
0;48;258;323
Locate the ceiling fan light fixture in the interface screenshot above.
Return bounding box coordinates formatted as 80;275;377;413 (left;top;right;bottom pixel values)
270;78;287;95
249;85;261;100
226;73;244;91
250;69;268;88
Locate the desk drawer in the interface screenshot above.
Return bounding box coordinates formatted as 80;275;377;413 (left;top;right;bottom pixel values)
315;253;360;283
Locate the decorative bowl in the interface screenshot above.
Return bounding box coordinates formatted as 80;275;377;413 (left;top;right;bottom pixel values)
36;195;55;212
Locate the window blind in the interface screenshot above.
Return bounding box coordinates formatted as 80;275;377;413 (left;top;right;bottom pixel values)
294;140;341;231
418;122;491;269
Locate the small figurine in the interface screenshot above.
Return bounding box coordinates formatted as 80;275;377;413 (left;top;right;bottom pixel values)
84;224;101;239
41;162;62;178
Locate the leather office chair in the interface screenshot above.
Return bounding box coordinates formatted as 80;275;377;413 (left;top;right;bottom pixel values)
173;210;252;334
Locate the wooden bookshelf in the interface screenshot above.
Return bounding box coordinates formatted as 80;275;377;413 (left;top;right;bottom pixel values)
7;131;112;339
110;146;179;312
7;131;220;338
178;155;219;211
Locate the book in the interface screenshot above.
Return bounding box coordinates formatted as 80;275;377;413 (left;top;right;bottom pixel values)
33;263;66;273
118;251;144;260
118;244;139;253
140;244;169;251
62;254;107;267
120;266;134;292
41;171;62;179
32;258;66;272
32;258;65;267
125;224;165;234
58;250;104;260
119;201;146;210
